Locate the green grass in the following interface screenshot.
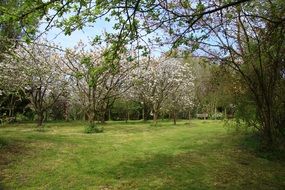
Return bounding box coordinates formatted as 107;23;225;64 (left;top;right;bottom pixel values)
0;120;284;189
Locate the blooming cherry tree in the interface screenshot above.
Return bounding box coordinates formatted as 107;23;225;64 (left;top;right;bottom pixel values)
64;42;135;125
1;41;68;127
132;57;195;125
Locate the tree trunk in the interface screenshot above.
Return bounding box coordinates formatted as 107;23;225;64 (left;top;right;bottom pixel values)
188;110;191;126
100;114;106;124
173;110;177;125
8;94;15;117
125;111;129;123
259;104;275;148
37;112;44;128
108;109;111;121
64;102;68;121
153;111;158;126
142;108;145;121
101;119;106;124
263;116;273;148
45;111;48;122
8;107;13;117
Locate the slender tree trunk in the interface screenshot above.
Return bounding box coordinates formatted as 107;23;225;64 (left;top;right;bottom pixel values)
153;111;158;126
259;102;275;148
64;102;68;121
91;86;97;124
108;109;111;121
173;110;177;125
263;115;273;148
101;118;106;124
142;107;145;121
214;104;217;120
8;94;15;118
100;112;106;124
8;107;12;117
125;111;129;123
45;111;48;122
188;110;191;126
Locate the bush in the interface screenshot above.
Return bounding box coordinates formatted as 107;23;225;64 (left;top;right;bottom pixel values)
16;113;29;122
224;119;252;133
211;112;224;120
84;123;104;133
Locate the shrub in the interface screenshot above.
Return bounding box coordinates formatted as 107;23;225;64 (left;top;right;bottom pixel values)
211;112;224;120
16;113;29;122
85;123;104;133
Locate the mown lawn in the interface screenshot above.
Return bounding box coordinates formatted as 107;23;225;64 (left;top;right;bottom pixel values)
0;120;284;190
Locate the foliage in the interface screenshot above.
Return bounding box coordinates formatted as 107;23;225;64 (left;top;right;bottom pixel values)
0;0;254;62
84;123;104;133
111;98;142;121
15;113;29;122
211;112;224;120
0;0;42;59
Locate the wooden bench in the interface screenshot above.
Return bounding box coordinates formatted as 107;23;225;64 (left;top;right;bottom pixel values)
196;113;208;119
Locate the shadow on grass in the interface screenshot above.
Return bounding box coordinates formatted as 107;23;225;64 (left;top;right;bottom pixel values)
239;133;285;161
0;138;28;189
101;140;285;189
104;152;210;190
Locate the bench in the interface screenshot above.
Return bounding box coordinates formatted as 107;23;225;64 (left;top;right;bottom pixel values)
196;113;208;119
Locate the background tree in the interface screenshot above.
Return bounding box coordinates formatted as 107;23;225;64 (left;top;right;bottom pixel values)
132;57;194;125
162;60;195;125
64;42;135;127
195;1;285;148
2;41;68;127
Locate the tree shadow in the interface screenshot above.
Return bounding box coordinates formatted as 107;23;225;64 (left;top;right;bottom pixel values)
0;138;28;189
103;152;211;189
238;133;285;161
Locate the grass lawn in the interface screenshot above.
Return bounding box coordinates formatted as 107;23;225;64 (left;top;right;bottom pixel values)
0;120;284;190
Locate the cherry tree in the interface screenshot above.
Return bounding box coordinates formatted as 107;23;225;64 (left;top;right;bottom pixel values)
1;41;68;127
132;57;195;125
64;42;135;126
162;61;195;125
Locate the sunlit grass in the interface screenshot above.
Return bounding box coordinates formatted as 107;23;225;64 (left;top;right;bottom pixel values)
0;120;284;189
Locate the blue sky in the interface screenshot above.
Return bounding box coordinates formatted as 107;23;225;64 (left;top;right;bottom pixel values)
39;18;114;49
